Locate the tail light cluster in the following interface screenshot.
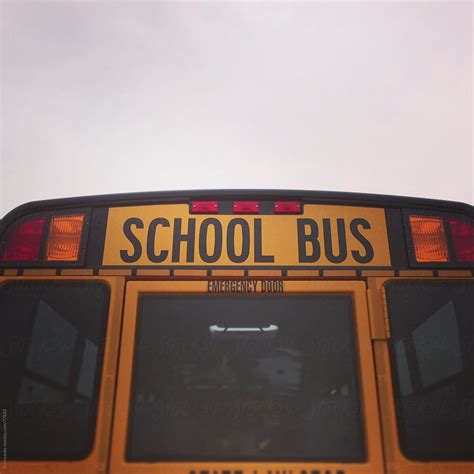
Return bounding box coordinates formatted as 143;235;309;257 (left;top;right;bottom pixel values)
408;214;473;264
1;212;87;264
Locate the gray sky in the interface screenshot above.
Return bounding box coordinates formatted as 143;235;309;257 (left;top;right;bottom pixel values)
1;1;472;217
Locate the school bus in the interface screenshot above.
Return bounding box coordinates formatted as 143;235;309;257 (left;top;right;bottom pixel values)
0;190;472;474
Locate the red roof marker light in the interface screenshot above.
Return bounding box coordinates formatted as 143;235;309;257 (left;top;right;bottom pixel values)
233;201;260;214
274;201;302;214
191;201;219;214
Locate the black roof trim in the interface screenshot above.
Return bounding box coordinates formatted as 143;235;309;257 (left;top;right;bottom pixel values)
1;189;472;234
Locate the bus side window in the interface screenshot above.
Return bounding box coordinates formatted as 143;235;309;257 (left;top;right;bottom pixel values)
0;280;110;460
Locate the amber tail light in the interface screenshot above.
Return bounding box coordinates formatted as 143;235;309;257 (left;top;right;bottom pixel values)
46;215;85;261
408;215;449;262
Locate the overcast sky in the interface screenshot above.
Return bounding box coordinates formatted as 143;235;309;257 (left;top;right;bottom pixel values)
1;1;472;217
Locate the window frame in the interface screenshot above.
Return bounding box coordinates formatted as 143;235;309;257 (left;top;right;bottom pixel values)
110;280;384;474
367;276;474;474
0;276;125;474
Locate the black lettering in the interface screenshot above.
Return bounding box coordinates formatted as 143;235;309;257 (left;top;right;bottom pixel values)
120;218;143;263
323;218;347;264
254;219;274;262
350;218;374;263
227;218;250;263
147;218;170;263
297;219;321;262
172;218;196;262
199;218;223;263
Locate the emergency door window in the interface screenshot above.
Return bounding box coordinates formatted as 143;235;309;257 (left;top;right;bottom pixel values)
0;280;110;459
127;294;365;461
385;280;474;461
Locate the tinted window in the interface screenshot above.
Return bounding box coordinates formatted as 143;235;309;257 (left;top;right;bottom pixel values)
127;294;365;462
0;280;109;460
386;280;474;461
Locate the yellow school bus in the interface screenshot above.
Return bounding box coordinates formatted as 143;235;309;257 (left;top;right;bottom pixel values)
0;190;472;474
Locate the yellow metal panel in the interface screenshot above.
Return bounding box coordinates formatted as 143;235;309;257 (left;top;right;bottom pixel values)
99;269;132;276
362;270;395;277
211;269;245;277
23;269;56;276
398;270;434;277
323;269;357;277
109;280;385;474
3;269;18;276
173;269;208;276
247;269;282;277
136;269;170;276
103;203;391;267
367;285;389;340
286;269;320;277
437;270;472;277
61;268;95;276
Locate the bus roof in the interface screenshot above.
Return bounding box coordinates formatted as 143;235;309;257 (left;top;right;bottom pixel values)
2;189;472;230
1;189;472;272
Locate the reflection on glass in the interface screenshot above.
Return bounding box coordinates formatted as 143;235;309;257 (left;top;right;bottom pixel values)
395;340;413;396
26;301;78;387
413;301;463;387
77;339;98;398
18;376;63;403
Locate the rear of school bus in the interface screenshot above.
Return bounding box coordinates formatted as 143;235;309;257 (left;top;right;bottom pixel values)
0;190;472;474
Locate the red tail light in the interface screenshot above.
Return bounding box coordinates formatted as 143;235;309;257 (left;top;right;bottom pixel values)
449;218;474;262
233;201;260;214
2;217;46;261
